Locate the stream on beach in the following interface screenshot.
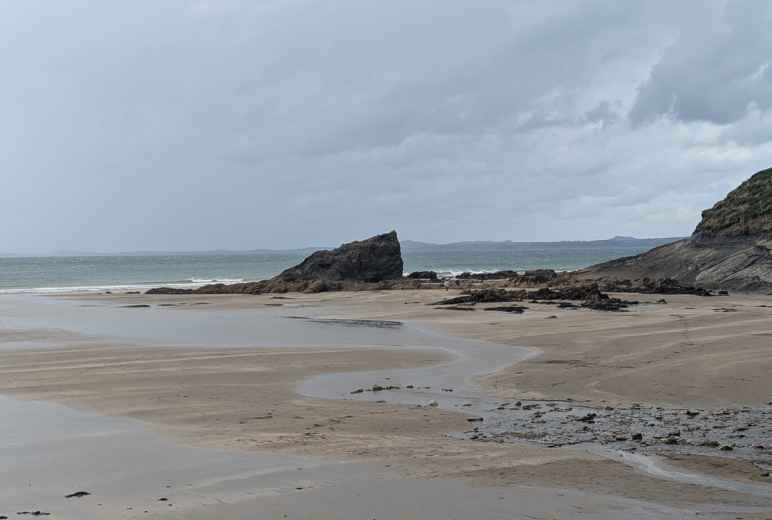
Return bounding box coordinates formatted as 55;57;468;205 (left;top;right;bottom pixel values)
0;294;770;519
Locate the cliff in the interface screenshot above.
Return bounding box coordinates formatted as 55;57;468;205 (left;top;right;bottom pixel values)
579;167;772;292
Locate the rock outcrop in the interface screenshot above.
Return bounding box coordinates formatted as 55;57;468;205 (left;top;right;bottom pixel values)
453;269;560;286
596;277;714;296
405;271;439;281
274;231;403;283
579;167;772;292
430;284;637;311
147;231;404;295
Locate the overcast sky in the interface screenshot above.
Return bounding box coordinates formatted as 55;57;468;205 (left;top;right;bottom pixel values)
2;0;772;253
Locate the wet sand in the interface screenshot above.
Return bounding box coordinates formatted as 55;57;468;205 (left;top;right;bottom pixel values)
1;290;771;518
0;396;696;520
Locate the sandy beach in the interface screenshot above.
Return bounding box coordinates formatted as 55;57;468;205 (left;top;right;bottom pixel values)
6;0;772;516
1;289;771;519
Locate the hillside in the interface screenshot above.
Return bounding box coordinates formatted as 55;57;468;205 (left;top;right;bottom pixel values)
694;167;772;239
579;167;772;292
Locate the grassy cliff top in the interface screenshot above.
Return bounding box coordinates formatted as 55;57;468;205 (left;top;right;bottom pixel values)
694;167;772;238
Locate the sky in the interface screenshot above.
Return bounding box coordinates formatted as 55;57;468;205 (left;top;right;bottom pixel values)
2;0;772;253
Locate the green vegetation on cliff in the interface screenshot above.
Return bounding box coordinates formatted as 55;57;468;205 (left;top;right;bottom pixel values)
695;167;772;238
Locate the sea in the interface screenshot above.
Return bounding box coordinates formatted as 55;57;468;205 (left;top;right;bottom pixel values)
0;238;680;294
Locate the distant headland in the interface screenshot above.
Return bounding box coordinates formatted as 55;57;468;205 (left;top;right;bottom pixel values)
580;166;772;292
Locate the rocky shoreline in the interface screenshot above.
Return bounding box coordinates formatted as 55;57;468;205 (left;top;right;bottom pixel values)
340;377;772;486
146;228;749;301
448;398;772;495
462;399;772;473
146;167;772;299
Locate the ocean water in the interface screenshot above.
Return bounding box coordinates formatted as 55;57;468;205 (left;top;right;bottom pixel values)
0;240;677;294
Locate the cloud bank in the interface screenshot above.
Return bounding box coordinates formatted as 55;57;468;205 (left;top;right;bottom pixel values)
2;0;771;252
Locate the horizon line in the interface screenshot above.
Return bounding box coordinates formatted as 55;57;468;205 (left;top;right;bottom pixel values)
0;235;686;258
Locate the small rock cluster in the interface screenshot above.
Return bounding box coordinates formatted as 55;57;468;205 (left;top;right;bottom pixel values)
431;285;638;312
599;277;717;297
350;384;401;394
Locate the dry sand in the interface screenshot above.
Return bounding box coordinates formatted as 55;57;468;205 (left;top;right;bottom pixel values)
1;289;771;518
214;289;772;407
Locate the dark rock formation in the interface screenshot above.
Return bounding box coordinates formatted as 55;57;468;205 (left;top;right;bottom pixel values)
529;285;604;301
521;269;559;284
456;270;519;280
579;167;772;292
527;285;637;311
599;277;714;296
65;491;91;499
406;270;439;281
484;305;529;314
431;284;635;312
276;231;403;283
580;290;635;312
454;269;559;285
431;288;525;306
148;231;404;295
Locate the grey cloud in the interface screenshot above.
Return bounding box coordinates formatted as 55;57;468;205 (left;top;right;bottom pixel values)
631;0;772;124
1;0;772;253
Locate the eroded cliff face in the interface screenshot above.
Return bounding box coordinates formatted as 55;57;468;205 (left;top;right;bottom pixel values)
580;167;772;292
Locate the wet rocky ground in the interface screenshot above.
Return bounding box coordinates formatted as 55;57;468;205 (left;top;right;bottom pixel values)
453;398;772;478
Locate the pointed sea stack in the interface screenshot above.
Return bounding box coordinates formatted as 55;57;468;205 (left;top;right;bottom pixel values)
579;167;772;292
275;230;403;283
